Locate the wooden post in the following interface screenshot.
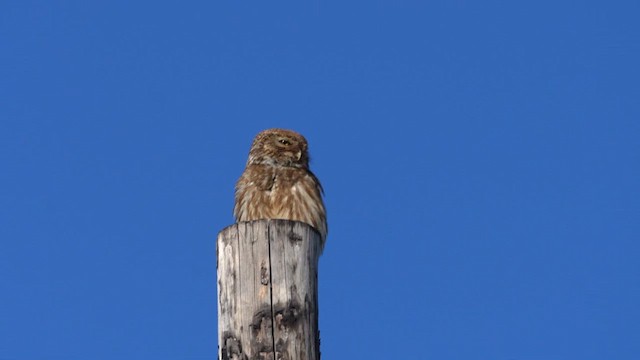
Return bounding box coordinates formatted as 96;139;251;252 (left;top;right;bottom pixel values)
217;219;321;360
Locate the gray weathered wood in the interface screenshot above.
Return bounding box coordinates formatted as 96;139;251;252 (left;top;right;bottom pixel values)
217;219;321;360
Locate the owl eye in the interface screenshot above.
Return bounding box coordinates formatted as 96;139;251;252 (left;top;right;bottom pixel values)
278;139;291;146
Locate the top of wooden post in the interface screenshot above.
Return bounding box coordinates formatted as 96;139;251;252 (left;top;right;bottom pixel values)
218;219;324;257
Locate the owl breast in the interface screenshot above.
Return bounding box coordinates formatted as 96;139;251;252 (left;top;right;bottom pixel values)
234;164;327;241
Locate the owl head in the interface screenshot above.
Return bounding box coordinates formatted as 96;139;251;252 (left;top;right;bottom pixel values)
247;129;310;168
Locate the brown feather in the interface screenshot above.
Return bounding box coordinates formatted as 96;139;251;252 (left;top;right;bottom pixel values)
234;129;327;250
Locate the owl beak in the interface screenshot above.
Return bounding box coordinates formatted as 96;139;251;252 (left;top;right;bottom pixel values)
296;151;302;161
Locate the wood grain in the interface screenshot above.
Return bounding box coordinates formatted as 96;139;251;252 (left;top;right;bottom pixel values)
217;220;321;360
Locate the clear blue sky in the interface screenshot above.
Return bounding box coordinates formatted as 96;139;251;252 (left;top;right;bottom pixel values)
1;1;639;359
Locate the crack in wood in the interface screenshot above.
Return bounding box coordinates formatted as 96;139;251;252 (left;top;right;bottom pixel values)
217;220;321;360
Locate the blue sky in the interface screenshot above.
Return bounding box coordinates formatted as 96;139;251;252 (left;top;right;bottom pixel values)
1;1;639;359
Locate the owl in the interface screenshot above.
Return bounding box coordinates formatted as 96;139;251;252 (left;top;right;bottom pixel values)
234;129;327;250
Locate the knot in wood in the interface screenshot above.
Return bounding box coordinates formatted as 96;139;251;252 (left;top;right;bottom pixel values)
221;332;247;360
260;260;269;285
287;231;303;244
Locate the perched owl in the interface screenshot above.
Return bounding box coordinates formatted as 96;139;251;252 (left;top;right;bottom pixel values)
234;129;327;249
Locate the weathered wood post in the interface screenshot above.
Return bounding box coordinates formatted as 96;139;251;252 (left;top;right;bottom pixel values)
217;219;322;360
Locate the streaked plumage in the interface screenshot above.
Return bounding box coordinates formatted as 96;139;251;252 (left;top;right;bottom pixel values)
234;129;327;249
